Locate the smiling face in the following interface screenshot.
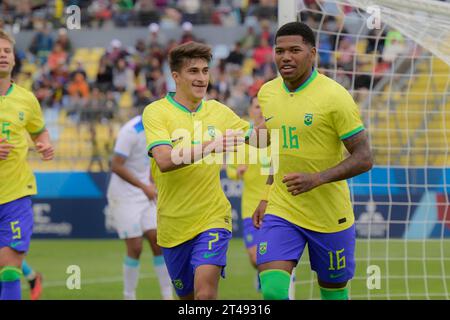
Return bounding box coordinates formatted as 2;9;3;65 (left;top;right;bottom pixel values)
0;38;15;78
274;35;316;87
172;58;209;102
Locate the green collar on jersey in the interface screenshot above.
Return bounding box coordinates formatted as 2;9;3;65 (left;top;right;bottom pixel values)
1;83;14;96
166;92;203;113
282;68;318;93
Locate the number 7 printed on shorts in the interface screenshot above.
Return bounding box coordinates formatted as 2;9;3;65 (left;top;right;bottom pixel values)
208;232;219;250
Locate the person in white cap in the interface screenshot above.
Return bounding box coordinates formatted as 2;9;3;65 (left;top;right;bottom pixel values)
148;23;166;48
179;21;196;44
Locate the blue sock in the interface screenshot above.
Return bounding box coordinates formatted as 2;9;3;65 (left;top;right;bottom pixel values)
0;267;22;300
22;260;33;278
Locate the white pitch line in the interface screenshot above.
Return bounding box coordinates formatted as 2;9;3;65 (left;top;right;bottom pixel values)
21;273;156;291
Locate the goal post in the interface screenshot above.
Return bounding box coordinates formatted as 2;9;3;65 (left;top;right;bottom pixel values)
278;0;450;300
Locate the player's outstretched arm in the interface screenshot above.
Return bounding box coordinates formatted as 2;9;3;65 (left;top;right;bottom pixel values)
282;130;373;196
246;120;271;148
152;130;245;173
31;129;54;161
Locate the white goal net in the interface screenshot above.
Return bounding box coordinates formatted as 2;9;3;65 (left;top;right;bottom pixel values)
285;0;450;300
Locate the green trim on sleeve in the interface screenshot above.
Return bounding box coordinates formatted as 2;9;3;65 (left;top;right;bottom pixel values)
29;125;46;136
244;122;254;139
340;125;365;140
147;140;172;157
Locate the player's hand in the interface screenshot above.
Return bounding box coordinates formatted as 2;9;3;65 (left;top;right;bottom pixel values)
142;184;157;200
236;165;248;179
282;172;322;196
252;200;268;229
35;141;54;161
213;129;245;153
0;138;14;160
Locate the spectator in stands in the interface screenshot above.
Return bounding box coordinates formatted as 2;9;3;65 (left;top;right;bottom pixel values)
82;86;104;123
134;86;154;110
67;71;90;121
382;37;406;63
136;0;160;26
28;22;54;65
88;0;113;28
252;37;272;69
336;36;356;71
147;23;166;48
114;0;135;27
96;55;114;92
225;41;244;67
226;81;250;117
70;59;88;80
179;0;201;25
179;21;196;44
55;28;73;57
47;43;68;71
105;39;128;65
112;58;134;92
366;28;386;55
240;25;258;52
103;90;118;121
147;67;166;99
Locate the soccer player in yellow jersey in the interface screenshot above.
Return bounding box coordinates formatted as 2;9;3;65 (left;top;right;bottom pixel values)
143;42;252;300
226;96;296;298
0;30;54;300
252;22;373;300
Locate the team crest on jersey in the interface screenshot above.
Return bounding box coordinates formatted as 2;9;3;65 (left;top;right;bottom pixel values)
19;112;24;121
304;113;313;126
207;125;216;138
173;279;184;289
259;242;267;255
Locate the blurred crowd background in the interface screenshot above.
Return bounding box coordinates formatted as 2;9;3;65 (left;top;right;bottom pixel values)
0;0;418;170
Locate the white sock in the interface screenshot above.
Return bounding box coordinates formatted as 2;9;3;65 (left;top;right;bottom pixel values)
289;268;296;300
123;256;140;300
153;255;173;300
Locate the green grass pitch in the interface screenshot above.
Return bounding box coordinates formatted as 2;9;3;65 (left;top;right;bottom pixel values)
23;239;450;300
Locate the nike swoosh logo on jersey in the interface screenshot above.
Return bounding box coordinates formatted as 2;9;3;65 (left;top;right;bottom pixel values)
10;241;22;248
203;252;219;259
265;116;274;122
171;137;184;143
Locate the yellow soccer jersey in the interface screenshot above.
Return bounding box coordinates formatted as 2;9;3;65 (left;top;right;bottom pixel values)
226;144;271;219
143;93;251;247
0;83;45;204
257;69;365;233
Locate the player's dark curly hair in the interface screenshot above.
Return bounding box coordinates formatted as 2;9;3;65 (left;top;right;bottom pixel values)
275;22;316;47
169;41;212;72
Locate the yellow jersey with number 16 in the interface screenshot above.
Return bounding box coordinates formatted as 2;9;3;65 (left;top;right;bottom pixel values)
258;70;365;233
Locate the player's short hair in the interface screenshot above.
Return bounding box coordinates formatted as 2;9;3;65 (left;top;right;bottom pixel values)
275;22;316;47
169;41;212;72
0;29;16;46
